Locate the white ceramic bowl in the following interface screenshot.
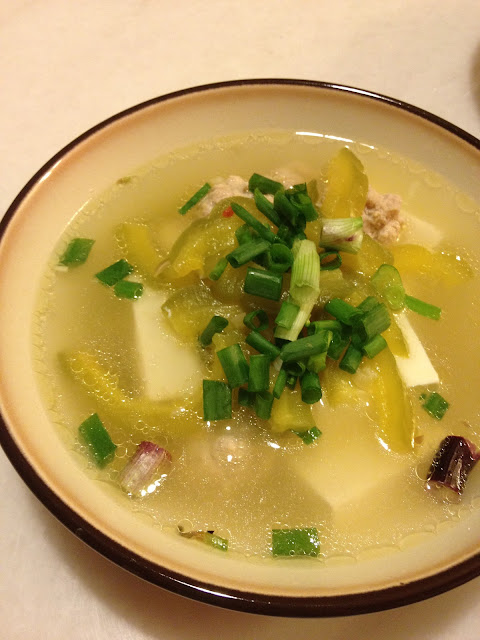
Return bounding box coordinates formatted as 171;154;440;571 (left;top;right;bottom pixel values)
1;80;479;617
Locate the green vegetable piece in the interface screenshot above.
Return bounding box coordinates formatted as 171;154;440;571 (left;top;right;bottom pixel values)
352;302;391;343
324;298;362;325
339;343;363;374
292;426;322;445
178;182;211;215
217;344;249;388
230;202;277;244
202;380;232;421
113;280;143;299
245;331;281;361
78;413;116;467
244;267;283;301
253;188;282;227
266;243;294;273
238;388;256;408
273;368;288;399
275;301;300;331
319;217;363;254
272;528;319;557
248;173;282;195
280;332;332;363
226;238;270;268
422;391;449;420
254;390;274;419
405;294;441;321
209;257;229;281
204;532;229;552
199;315;229;347
59;238;95;266
362;333;388;358
371;264;406;310
243;309;269;332
96;259;134;286
327;330;349;360
300;371;323;404
248;354;270;393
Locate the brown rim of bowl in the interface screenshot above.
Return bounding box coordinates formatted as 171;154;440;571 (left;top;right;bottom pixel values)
1;79;480;618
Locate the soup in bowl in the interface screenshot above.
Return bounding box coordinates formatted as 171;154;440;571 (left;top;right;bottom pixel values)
0;80;480;616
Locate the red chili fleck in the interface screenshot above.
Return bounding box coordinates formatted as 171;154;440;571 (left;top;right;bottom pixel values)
222;206;234;218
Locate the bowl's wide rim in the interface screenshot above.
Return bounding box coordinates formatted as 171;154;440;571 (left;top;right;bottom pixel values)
1;78;480;618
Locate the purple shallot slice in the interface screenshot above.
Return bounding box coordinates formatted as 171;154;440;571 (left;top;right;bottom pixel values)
426;435;480;496
119;441;171;493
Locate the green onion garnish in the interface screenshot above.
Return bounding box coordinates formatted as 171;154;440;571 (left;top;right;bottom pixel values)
283;360;306;377
422;391;449;420
275;224;294;248
199;315;229;347
235;224;257;245
217;344;249;388
253;188;282;227
243;309;269;332
287;189;318;222
78;413;117;467
280;332;333;363
113;280;143;300
248;354;270;393
327;330;350;360
405;294;441;321
274;239;320;341
271;528;319;557
352;302;391;343
209;256;229;281
306;330;332;373
307;320;342;334
204;532;229;552
226;238;270;268
230;202;276;244
238;388;256;407
95;259;134;286
357;296;380;313
286;374;298;389
362;333;387;358
273;368;288;399
178;182;211;215
274;190;300;227
248;173;282;195
339;343;363;374
202;380;232;421
59;238;95;266
319;250;342;271
244;267;283;301
245;331;281;361
300;371;323;404
324;298;362;326
292;426;322;445
275;301;300;331
254;390;274;419
371;264;406;310
319;217;363;254
266;243;294;273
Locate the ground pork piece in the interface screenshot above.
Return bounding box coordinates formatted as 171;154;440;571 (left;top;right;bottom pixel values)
197;175;249;216
362;187;404;244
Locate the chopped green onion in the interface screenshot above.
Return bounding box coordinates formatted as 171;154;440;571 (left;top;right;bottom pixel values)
286;189;318;222
217;344;249;388
274;239;320;341
286;375;298;389
362;333;388;358
307;330;333;373
280;332;332;363
238;388;256;407
253;188;282;227
254;390;274;419
422;391;449;420
324;298;362;326
275;301;300;330
203;380;232;421
266;243;294;273
319;217;363;254
273;368;288;399
243;309;269;332
96;259;134;286
199;315;229;347
244;267;283;301
352;302;391;342
248;173;282;195
226;238;270;268
274;190;300;227
245;331;281;360
59;238;95;266
230;202;276;244
272;528;319;557
235;224;257;245
339;343;363;374
357;296;380;313
319;250;342;271
292;426;322;445
300;371;322;404
371;264;406;310
178;182;211;215
307;320;342;334
405;294;441;321
78;413;116;467
204;532;229;552
209;256;229;281
327;330;350;360
283;360;306;377
248;354;270;393
113;280;143;299
275;224;294;248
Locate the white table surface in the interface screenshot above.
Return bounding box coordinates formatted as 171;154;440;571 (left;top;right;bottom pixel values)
1;1;480;638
